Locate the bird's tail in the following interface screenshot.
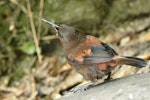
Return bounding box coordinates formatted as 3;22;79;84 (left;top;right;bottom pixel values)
114;56;147;68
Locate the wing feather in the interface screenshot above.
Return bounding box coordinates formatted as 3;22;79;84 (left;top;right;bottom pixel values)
82;43;118;64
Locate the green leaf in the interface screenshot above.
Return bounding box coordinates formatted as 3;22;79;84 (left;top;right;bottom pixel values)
20;42;36;55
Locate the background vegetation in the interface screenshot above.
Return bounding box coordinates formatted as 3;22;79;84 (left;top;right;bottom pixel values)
0;0;150;99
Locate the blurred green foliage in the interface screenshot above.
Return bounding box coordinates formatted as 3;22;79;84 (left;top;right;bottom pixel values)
20;41;36;55
0;0;150;85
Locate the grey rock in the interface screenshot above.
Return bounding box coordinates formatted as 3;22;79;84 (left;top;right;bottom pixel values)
58;73;150;100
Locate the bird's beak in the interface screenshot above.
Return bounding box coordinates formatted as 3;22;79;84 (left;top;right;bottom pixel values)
42;18;59;32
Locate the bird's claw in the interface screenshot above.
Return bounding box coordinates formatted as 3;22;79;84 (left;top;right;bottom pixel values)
69;82;95;93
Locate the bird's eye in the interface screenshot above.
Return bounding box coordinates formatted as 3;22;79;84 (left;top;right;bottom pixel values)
55;27;59;30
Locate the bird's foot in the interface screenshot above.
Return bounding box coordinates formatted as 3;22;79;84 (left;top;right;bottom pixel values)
70;82;95;93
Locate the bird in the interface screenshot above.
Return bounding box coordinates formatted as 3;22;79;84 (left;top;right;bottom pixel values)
42;19;147;92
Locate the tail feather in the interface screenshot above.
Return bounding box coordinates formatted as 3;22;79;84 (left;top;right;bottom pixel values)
114;56;147;68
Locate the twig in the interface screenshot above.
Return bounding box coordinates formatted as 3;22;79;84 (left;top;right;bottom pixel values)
26;0;42;63
37;0;44;40
41;35;57;40
10;0;27;13
0;86;23;96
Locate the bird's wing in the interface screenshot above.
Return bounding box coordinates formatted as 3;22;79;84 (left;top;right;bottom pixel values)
82;43;118;64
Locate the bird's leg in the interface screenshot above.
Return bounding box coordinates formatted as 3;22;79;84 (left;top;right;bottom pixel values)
69;81;96;93
64;74;112;96
104;72;112;82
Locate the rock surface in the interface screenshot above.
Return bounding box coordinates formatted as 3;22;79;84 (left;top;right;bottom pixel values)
58;73;150;100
